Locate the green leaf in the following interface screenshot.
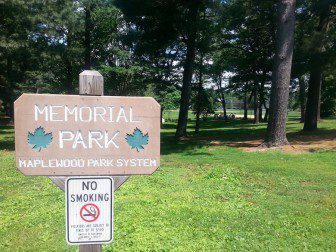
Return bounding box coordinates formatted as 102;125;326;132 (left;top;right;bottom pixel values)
27;126;53;152
125;128;149;152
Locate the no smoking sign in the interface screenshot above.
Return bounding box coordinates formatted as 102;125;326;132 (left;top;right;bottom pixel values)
65;177;113;245
80;203;100;222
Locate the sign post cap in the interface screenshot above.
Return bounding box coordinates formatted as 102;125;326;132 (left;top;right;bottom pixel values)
79;70;104;96
79;70;103;77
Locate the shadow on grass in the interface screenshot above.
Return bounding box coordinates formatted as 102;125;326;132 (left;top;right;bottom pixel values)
287;128;336;142
0;126;14;151
161;118;336;155
161;119;268;155
1;120;335;154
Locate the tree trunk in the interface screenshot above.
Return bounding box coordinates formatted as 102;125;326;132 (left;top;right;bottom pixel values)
217;76;227;118
175;4;199;138
253;82;259;124
243;89;248;120
264;104;269;122
5;57;14;121
65;57;73;94
84;4;93;70
263;97;269;122
299;76;306;122
304;70;322;130
160;107;164;129
65;29;73;94
317;84;321;120
304;2;332;131
195;55;204;133
259;78;266;122
265;0;296;147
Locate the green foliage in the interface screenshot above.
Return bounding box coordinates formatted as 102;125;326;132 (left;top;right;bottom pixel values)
321;75;336;117
125;128;149;152
161;89;182;110
27;126;53;152
0;0;335;135
191;88;216;115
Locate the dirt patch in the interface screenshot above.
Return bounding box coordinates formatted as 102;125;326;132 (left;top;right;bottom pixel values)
244;136;336;154
206;134;336;154
209;140;261;148
171;130;335;154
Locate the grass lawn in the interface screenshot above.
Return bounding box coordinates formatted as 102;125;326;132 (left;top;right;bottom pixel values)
0;116;335;251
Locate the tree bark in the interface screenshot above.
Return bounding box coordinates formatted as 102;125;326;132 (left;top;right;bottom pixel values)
263;102;269;122
298;76;306;122
253;82;259;124
160;107;164;129
5;57;14;121
259;105;263;122
265;0;296;147
175;3;199;138
259;77;266;122
195;55;203;133
243;89;248;120
304;1;332;131
65;28;73;94
217;75;227;118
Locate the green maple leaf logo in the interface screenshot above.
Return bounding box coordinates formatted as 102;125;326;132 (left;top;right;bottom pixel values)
125;128;149;152
28;126;53;152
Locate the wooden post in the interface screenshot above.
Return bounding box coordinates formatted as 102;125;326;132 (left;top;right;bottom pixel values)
49;70;129;251
78;70;104;252
79;70;104;96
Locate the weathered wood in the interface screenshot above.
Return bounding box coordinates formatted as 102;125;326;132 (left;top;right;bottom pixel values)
79;70;104;96
79;72;106;252
49;175;129;192
79;70;116;252
48;71;130;188
15;94;161;176
79;244;102;252
45;70;132;251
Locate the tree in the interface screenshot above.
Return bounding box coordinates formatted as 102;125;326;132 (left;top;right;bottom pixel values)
115;0;209;138
0;0;34;119
191;88;216;132
175;1;203;138
265;0;296;147
304;0;335;130
215;0;276;124
298;76;307;122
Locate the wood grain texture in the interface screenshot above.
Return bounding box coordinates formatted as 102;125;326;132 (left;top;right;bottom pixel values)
47;71;131;250
49;71;129;190
49;175;129;191
14;94;161;175
79;244;102;252
79;70;104;96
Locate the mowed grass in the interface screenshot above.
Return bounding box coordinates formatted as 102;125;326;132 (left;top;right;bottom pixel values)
0;116;335;251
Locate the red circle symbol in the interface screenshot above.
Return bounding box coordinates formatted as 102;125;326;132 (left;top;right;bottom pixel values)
80;203;100;222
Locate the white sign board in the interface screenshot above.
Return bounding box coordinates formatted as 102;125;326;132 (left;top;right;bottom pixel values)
66;177;113;245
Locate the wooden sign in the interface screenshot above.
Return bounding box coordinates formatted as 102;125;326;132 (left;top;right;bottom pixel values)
14;94;160;176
